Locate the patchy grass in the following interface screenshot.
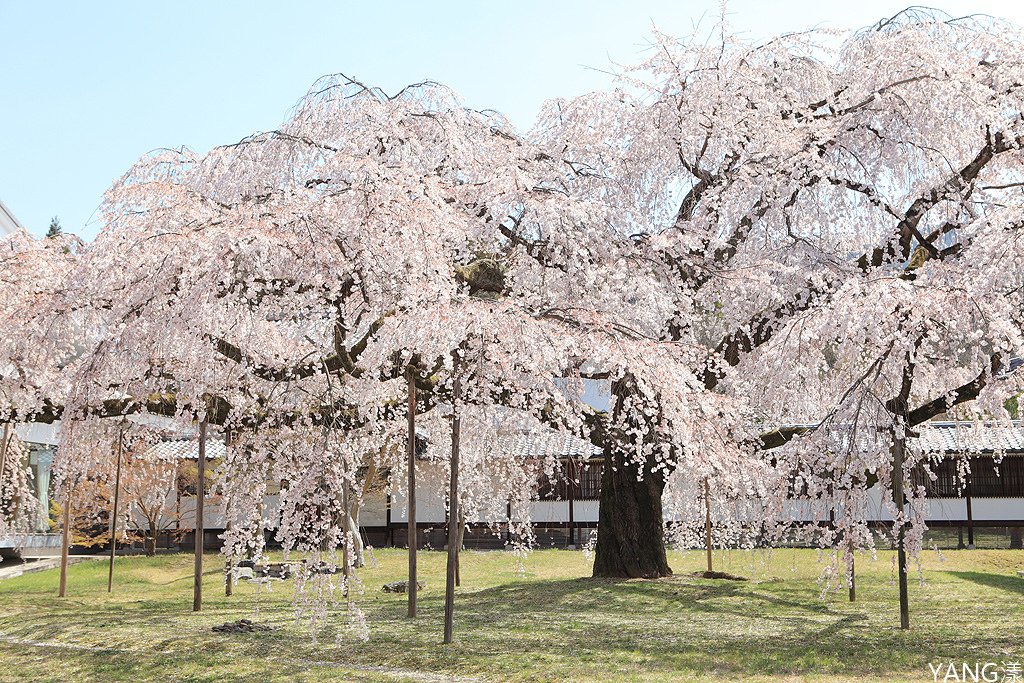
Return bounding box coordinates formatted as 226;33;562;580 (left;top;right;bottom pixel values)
0;547;1021;682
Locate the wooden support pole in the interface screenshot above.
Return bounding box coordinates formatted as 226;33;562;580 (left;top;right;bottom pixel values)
455;510;464;587
891;428;910;630
107;427;125;592
342;474;352;579
0;423;10;504
704;478;713;574
224;430;232;597
567;460;575;548
406;367;418;618
895;531;909;629
224;516;233;597
848;535;856;602
386;491;394;547
342;470;353;607
505;503;512;545
965;471;975;549
444;375;461;645
59;486;72;598
193;420;207;612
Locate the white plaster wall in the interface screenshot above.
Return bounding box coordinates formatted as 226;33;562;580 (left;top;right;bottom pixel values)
159;483;1024;530
359;489;387;526
390;462;448;523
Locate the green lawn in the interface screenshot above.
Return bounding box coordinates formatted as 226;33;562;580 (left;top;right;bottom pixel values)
0;547;1021;682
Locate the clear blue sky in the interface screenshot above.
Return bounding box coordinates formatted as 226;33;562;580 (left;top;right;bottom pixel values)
3;1;1023;238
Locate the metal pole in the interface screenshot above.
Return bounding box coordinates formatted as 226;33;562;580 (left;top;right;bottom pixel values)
107;427;125;592
193;421;207;612
406;367;417;618
444;376;461;644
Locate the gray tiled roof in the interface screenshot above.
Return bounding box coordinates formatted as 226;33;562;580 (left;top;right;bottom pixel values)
150;429;600;462
143;422;1022;462
496;431;601;459
915;421;1024;454
0;198;24;235
143;437;227;461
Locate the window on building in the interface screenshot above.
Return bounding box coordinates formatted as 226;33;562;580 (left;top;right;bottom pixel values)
536;459;602;501
969;455;1024;497
914;455;1024;498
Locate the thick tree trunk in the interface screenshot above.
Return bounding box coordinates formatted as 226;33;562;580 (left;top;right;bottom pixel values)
592;444;671;578
591;375;672;579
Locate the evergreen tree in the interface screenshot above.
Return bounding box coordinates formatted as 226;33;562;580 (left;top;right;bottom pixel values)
45;216;62;239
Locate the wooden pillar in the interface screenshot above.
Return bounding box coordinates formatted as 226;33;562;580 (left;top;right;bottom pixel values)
847;535;856;602
224;493;233;597
455;510;464;587
224;517;233;597
704;478;713;573
406;367;418;618
443;376;461;644
0;423;10;503
965;470;975;549
107;427;125;592
891;427;910;630
175;465;181;544
342;470;353;605
567;460;575;548
223;431;232;597
1010;525;1023;550
193;421;207;612
59;486;72;597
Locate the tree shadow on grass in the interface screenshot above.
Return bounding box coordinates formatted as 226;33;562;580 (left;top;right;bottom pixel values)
363;575;893;679
461;574;835;622
945;571;1024;596
0;594;282;647
7;566;1014;682
153;566;228;585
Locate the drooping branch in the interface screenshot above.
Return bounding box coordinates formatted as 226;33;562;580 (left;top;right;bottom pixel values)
758;353;1010;450
700;132;1021;389
857;132;1017;271
905;354;1006;426
209;311;395;383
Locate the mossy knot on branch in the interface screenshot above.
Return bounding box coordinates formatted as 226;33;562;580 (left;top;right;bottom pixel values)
455;257;505;297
